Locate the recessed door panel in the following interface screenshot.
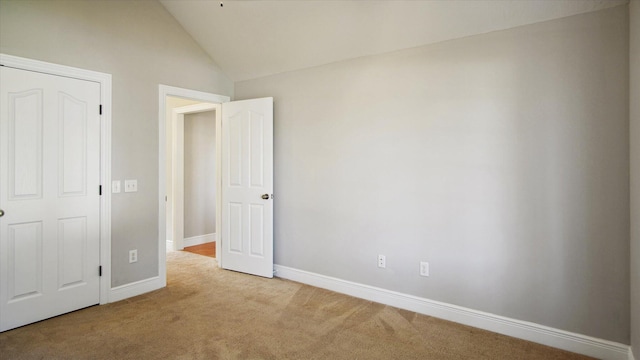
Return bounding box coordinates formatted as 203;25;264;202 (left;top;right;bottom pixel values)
9;89;43;200
229;112;243;187
7;222;43;301
249;204;264;257
59;93;87;197
58;217;87;290
228;203;243;253
249;111;264;188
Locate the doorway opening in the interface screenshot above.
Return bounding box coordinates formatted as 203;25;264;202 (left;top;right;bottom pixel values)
167;101;217;254
159;85;274;282
158;85;229;287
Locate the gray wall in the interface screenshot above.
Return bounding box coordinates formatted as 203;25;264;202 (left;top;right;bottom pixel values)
631;0;640;356
184;111;216;239
0;0;233;286
236;6;630;343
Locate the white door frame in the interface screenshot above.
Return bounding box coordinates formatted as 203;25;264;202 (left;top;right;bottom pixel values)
158;85;229;286
0;54;112;304
171;103;218;252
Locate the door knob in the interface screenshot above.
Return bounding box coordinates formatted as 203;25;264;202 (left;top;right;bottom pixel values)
261;194;270;200
0;209;4;217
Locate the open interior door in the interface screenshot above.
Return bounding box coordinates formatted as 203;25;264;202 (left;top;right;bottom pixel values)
221;98;273;278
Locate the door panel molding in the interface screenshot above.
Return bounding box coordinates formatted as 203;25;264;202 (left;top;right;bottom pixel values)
0;54;112;306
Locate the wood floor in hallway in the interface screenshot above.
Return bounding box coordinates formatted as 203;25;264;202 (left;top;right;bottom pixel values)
183;241;215;258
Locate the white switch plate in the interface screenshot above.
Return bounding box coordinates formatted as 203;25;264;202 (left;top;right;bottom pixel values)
377;254;386;268
112;180;121;193
124;179;137;193
420;262;429;277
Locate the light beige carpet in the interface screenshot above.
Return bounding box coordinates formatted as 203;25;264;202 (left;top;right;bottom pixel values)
0;251;593;359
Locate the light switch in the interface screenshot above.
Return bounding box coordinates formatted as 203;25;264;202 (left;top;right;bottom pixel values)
124;179;138;193
112;180;121;193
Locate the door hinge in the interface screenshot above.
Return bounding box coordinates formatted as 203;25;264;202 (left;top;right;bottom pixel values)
99;185;102;195
99;105;103;115
99;266;102;277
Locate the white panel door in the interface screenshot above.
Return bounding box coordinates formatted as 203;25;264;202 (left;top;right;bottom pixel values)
0;66;101;332
221;98;273;278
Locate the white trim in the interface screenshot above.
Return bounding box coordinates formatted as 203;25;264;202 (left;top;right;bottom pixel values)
0;54;112;305
630;348;636;360
174;103;219;115
158;85;230;289
214;105;222;266
274;264;631;360
109;277;163;303
183;233;216;248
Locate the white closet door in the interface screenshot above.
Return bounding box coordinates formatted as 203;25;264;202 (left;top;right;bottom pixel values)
0;66;101;331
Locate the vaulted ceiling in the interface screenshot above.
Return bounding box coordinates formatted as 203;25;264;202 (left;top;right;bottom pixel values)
160;0;627;82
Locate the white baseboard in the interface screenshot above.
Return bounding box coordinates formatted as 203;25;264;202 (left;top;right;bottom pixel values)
274;265;631;360
183;233;216;248
109;276;164;303
630;348;636;360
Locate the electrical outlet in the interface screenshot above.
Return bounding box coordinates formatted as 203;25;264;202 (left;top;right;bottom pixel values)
420;261;429;277
129;249;138;263
377;254;386;268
